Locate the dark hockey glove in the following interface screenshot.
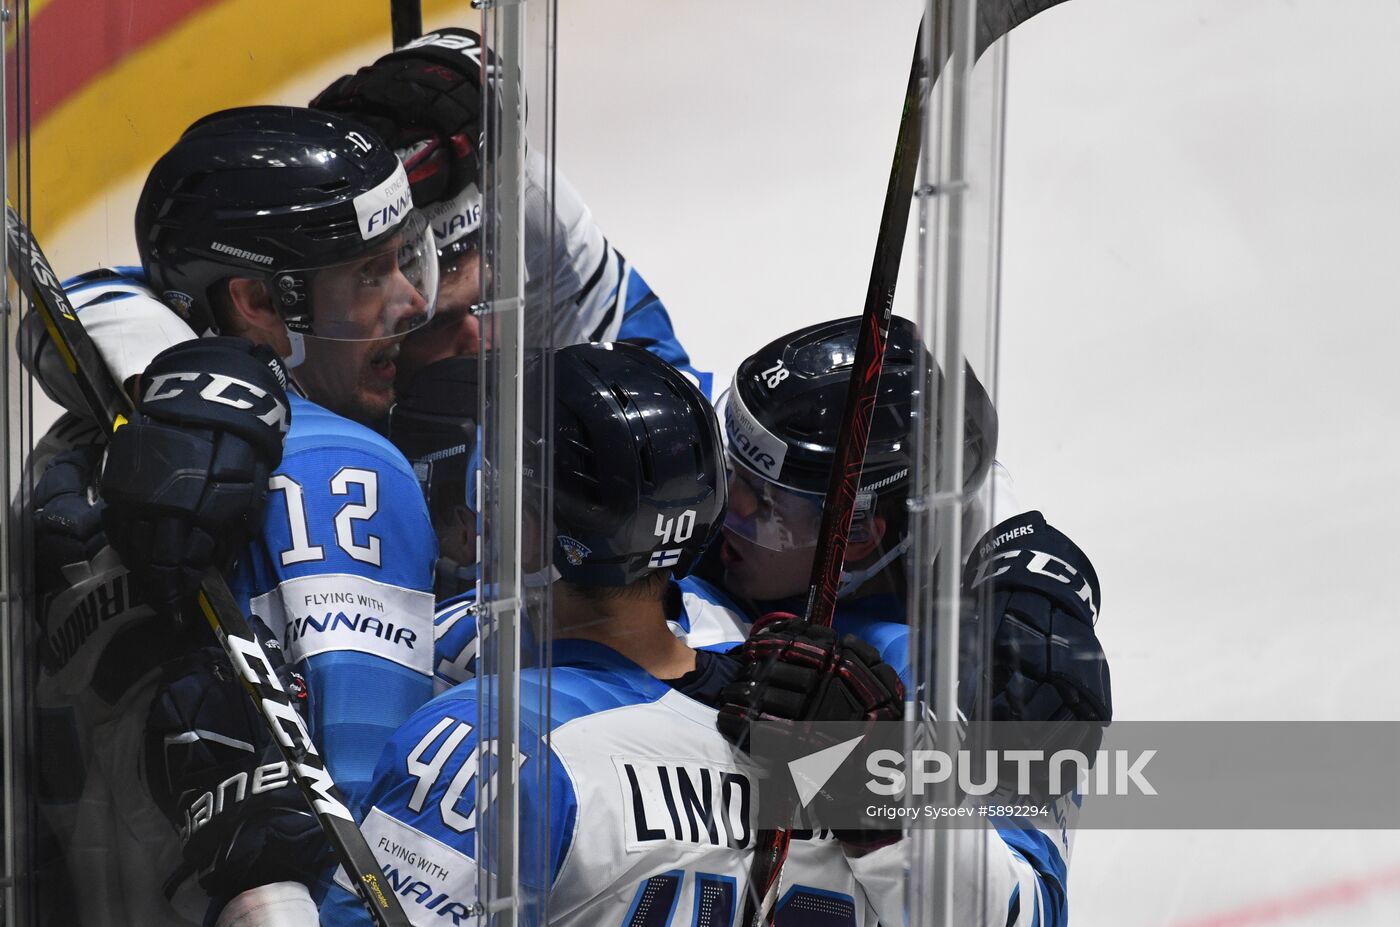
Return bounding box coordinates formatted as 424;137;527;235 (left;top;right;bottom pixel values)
962;511;1112;795
144;619;331;908
31;445;107;592
101;337;290;618
312;27;493;206
718;615;905;743
718;615;905;850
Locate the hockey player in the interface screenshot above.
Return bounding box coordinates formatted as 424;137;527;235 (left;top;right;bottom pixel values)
22;284;267;926
124;104;440;799
22;106;445;925
384;354;749;694
311;26;706;393
713;316;1108;714
710;316;1112;920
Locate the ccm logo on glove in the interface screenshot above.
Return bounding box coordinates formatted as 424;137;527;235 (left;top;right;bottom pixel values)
143;371;289;433
967;545;1099;626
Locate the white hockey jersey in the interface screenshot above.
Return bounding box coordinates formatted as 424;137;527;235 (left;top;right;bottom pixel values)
323;641;898;926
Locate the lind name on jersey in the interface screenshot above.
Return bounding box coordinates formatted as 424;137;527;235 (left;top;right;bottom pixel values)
615;757;754;850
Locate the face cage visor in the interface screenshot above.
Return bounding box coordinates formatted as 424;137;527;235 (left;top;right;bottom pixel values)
278;210;440;342
722;451;827;552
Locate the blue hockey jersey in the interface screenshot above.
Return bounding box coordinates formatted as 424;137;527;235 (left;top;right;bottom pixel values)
228;394;438;815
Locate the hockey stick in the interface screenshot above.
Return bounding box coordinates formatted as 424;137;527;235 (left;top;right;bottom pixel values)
390;0;423;49
740;2;1069;924
3;204;413;927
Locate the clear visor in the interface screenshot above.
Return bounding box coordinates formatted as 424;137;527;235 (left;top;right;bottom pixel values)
296;211;440;342
723;452;826;552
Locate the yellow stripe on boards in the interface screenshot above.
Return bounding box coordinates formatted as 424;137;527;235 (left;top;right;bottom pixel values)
19;0;460;238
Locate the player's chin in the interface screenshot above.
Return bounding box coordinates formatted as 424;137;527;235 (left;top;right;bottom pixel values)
721;535;809;601
353;372;398;422
718;537;766;598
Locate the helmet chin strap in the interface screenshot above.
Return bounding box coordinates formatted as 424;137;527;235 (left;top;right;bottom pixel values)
523;563;561;589
837;534;913;599
284;331;307;369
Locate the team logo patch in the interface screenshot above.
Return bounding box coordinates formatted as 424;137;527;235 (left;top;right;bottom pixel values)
558;536;591;566
163;289;195;321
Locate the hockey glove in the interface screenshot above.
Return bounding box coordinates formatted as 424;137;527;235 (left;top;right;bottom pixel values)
32;444;107;592
718;615;905;849
101;337;290;619
312;27;493;206
144;619;331;910
962;510;1112;796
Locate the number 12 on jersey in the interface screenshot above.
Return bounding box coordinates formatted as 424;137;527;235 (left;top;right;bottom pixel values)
270;467;382;568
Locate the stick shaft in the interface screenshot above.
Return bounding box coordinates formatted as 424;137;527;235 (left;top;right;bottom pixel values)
390;0;423;48
803;36;926;628
742;3;1071;922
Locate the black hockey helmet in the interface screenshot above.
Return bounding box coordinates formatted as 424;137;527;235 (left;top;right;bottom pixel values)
136;105;438;341
311;28;502;267
546;343;726;587
388;357;480;518
725;314;998;509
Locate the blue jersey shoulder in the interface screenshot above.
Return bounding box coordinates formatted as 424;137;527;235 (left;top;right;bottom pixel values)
614;263;712;398
676;574;745;617
431;639;673;733
250;394;435;592
61;265;152;308
831;595;912;689
283;394;419;484
995;820;1069;926
358;642;672;917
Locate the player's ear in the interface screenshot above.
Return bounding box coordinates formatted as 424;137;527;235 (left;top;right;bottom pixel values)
224;278;280;332
224;278;294;357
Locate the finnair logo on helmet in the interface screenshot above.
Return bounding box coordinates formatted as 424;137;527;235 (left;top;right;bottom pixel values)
424;184;483;249
354;163;413;240
724;385;787;481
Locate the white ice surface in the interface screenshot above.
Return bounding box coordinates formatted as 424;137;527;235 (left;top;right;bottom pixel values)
37;1;1400;924
560;3;1400;924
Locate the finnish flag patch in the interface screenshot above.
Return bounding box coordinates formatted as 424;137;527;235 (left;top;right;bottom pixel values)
649;549;682;569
